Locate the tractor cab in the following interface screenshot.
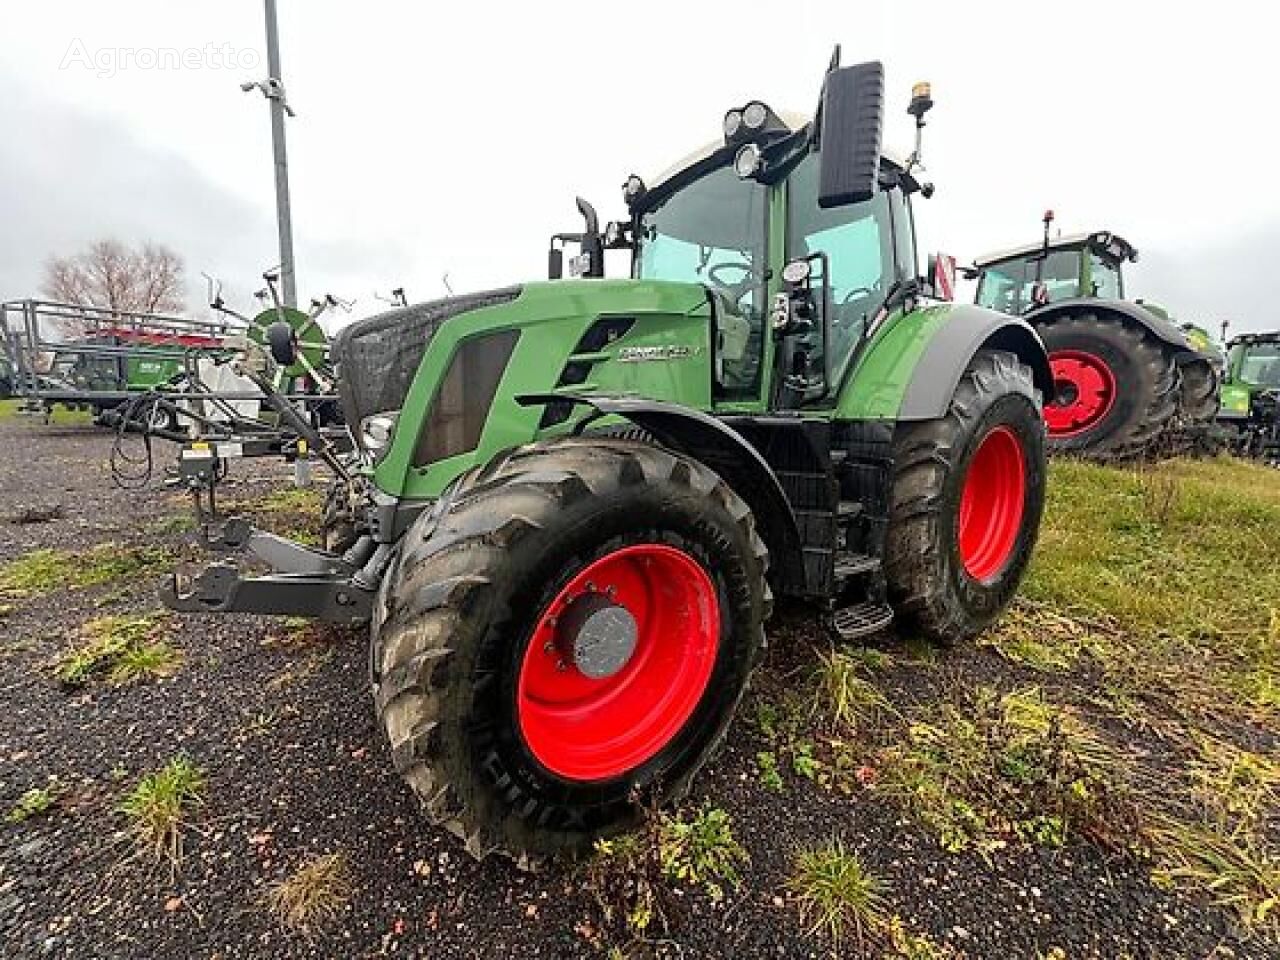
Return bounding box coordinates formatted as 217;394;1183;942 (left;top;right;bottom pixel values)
1225;332;1280;390
549;67;946;413
973;225;1134;316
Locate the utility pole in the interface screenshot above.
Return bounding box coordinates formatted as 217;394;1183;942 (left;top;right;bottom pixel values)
242;0;298;307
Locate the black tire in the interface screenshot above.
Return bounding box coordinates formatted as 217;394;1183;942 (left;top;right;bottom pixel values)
1034;310;1179;460
1164;358;1222;457
321;480;359;555
370;438;769;862
885;350;1046;642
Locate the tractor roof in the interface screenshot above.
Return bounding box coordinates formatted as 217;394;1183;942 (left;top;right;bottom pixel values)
1228;330;1280;347
973;231;1138;269
643;110;918;202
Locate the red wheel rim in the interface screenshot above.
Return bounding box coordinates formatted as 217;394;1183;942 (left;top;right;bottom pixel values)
958;426;1027;582
1044;350;1117;437
516;544;720;782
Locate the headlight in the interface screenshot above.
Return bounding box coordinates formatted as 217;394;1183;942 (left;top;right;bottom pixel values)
723;109;743;139
743;101;767;130
359;411;399;462
734;143;763;179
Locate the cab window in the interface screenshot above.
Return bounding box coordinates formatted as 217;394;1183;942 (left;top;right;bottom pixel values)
786;155;896;380
636;165;768;398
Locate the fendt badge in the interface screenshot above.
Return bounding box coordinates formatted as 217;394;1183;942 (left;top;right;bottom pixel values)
617;345;697;363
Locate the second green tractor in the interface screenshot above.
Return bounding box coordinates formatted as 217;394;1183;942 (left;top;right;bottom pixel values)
969;214;1220;459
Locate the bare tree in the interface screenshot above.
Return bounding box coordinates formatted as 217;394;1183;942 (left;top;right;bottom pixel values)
42;239;187;314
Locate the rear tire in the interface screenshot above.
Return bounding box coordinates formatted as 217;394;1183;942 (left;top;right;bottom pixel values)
1165;358;1222;457
370;438;769;862
1035;310;1179;460
885;350;1046;643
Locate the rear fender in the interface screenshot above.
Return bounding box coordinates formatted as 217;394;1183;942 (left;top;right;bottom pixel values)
516;393;806;592
1027;298;1195;355
895;304;1054;420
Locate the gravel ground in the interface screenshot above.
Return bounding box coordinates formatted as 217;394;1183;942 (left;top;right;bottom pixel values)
0;416;1268;959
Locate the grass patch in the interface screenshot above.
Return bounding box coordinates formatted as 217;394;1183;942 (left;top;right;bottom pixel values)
589;804;747;939
119;757;204;868
657;804;747;899
0;543;172;599
1020;458;1280;725
266;851;354;933
977;456;1280;939
877;687;1135;853
811;648;892;733
6;785;59;823
788;840;888;950
54;613;179;686
0;399;91;424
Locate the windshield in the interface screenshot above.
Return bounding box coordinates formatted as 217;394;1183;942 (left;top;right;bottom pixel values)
786;155;897;383
636;165;768;398
976;249;1081;315
1239;343;1280;387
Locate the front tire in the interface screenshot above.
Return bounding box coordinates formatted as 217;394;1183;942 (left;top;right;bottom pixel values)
370;438;769;861
885;350;1046;643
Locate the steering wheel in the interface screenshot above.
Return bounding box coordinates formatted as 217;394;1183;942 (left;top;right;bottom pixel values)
840;286;876;307
707;262;757;306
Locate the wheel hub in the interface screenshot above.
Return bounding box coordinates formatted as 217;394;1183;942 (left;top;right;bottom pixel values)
1044;350;1117;437
560;593;638;679
516;543;721;782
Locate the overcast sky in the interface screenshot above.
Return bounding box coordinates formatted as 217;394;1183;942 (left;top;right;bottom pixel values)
1;1;1276;335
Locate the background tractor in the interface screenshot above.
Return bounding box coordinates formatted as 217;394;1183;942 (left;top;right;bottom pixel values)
1218;329;1280;463
969;213;1219;459
163;57;1052;861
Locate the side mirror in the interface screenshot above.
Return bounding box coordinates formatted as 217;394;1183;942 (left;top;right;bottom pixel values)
817;61;884;209
265;320;298;367
928;253;957;301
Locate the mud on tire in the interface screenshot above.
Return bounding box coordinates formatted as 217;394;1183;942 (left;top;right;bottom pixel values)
885;350;1046;643
369;438;769;862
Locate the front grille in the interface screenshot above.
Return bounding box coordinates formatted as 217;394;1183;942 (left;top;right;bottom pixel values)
331;287;521;426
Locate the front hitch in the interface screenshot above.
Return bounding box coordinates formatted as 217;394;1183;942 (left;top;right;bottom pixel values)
161;518;377;625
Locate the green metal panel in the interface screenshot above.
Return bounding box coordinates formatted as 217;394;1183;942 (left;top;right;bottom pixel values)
373;280;713;499
125;352;183;388
833;303;952;419
1220;382;1251;416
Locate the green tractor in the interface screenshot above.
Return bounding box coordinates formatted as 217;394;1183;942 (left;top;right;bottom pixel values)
970;213;1219;458
1218;329;1280;463
164;58;1051;861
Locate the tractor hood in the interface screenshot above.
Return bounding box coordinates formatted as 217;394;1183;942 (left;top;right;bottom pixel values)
348;280;717;498
332;287;523;431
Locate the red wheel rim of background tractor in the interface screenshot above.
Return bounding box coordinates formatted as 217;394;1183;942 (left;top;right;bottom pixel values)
1044;350;1118;437
516;544;720;782
958;426;1027;582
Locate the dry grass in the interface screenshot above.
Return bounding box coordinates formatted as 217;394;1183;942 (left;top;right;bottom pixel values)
119;757;204;870
266;851;354;933
811;648;892;733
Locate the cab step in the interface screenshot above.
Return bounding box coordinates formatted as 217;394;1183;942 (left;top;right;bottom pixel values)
831;601;894;641
834;553;879;580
